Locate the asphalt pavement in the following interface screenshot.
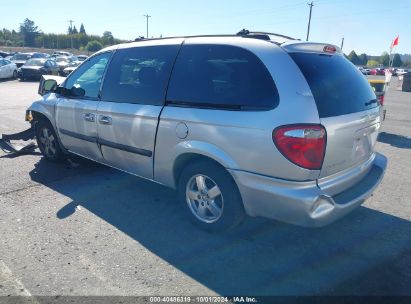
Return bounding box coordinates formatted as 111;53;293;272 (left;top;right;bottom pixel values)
0;77;411;296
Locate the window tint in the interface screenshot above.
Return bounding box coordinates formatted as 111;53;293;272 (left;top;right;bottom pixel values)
101;45;179;105
290;53;377;118
64;52;111;99
167;44;279;110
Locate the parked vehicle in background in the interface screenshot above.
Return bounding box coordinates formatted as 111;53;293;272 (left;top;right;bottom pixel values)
55;56;77;76
368;79;387;120
52;51;72;57
31;52;50;59
62;61;81;76
18;58;59;80
0;50;10;58
10;52;33;67
370;68;386;76
0;58;18;79
396;68;409;76
357;66;370;75
28;32;387;231
77;55;88;61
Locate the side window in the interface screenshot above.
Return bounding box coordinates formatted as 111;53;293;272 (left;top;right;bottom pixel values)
101;45;180;105
64;52;111;99
0;60;4;66
167;44;279;110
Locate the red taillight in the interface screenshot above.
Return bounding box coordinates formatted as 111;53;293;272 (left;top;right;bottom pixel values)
273;125;326;170
378;95;384;105
323;45;336;54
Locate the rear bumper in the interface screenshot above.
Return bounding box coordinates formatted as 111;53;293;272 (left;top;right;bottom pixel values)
229;153;387;227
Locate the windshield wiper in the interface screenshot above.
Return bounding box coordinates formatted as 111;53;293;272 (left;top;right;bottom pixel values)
365;99;377;106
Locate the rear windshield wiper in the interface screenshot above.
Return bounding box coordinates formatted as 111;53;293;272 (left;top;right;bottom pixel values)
365;99;378;106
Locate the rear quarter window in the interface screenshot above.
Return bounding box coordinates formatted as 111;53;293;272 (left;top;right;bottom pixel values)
290;52;377;118
167;44;279;110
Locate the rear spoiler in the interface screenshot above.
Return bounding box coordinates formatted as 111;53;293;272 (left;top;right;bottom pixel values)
282;42;342;54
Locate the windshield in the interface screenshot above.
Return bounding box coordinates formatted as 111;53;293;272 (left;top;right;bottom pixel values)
56;57;69;63
290;52;378;118
13;54;31;60
31;53;48;58
25;59;45;66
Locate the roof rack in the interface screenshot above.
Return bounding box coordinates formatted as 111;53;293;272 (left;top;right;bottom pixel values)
128;30;298;44
236;29;297;43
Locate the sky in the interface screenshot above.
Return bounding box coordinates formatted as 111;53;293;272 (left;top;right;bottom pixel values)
1;0;410;56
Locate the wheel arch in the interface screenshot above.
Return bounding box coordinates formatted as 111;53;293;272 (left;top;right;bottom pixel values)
29;107;67;154
173;153;229;188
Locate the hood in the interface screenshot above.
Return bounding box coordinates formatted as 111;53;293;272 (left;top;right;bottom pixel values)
21;65;43;70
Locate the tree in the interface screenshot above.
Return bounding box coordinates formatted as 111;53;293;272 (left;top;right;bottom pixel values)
392;54;403;67
72;26;78;34
347;50;360;65
19;18;41;47
358;53;368;66
86;40;103;52
79;23;86;34
67;26;72;35
380;52;390;66
367;60;379;67
102;31;114;46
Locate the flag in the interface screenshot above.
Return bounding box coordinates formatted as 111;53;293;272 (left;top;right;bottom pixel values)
391;35;399;49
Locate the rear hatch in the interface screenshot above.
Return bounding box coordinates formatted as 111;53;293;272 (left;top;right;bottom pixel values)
288;46;380;179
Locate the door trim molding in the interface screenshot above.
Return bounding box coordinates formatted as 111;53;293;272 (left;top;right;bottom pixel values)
58;128;152;157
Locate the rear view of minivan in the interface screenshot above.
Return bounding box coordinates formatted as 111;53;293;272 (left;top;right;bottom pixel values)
31;31;387;231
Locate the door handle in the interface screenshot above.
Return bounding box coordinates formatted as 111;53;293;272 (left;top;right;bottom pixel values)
99;115;112;125
83;113;95;122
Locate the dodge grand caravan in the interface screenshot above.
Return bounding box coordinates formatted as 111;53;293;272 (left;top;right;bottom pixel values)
26;31;387;231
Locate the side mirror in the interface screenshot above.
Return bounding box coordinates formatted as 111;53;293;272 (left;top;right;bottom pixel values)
39;79;57;96
38;75;66;96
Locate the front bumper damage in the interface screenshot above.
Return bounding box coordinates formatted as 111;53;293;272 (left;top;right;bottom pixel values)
0;123;36;154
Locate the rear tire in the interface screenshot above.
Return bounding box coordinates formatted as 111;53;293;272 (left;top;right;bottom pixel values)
35;120;65;162
178;160;245;232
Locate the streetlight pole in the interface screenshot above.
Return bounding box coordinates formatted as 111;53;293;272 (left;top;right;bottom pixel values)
67;19;74;49
143;14;151;38
306;1;314;41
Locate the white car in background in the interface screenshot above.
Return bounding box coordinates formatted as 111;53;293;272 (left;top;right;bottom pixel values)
0;58;17;79
357;66;370;75
396;69;409;76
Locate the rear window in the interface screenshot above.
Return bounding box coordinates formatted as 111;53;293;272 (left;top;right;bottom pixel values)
167;44;279;110
290;53;377;118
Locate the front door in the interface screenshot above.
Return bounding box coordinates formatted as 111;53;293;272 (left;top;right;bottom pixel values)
55;52;112;161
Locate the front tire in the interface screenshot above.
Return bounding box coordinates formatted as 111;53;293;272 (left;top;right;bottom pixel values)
12;70;18;79
35;120;65;162
178;160;245;232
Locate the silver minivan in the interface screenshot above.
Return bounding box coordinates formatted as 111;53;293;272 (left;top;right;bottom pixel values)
28;31;387;231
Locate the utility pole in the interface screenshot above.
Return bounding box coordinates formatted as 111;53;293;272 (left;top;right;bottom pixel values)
67;19;74;49
143;14;151;38
340;37;344;50
306;1;314;41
